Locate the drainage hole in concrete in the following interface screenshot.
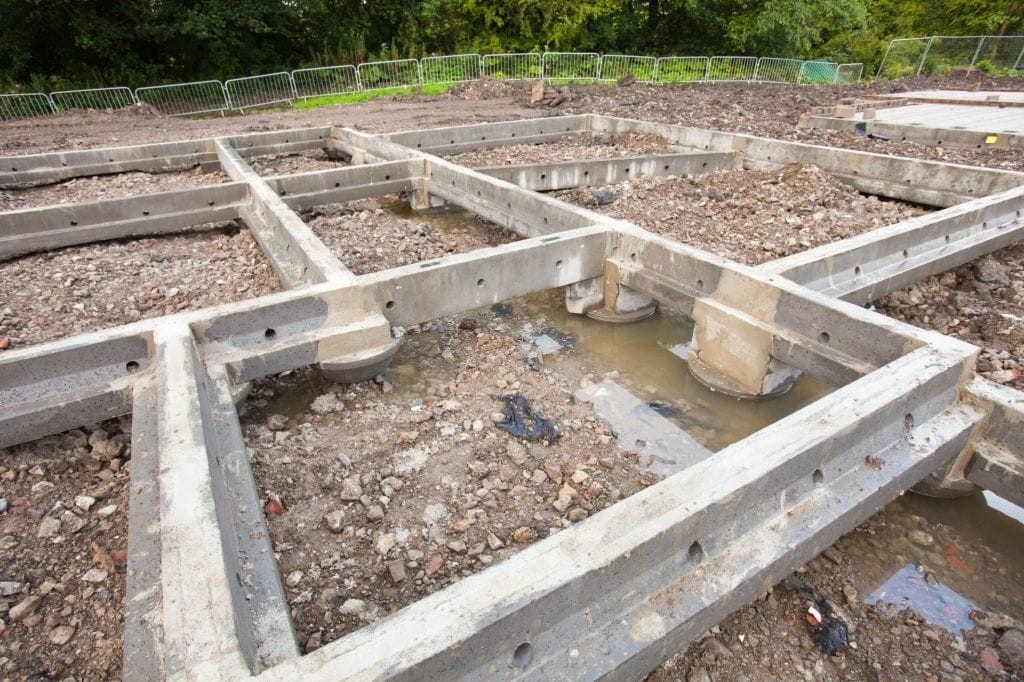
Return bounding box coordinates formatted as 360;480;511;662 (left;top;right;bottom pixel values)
818;331;831;344
70;220;78;226
264;328;277;340
540;174;546;180
688;541;704;563
385;300;395;309
125;360;141;373
813;469;824;485
555;260;563;269
142;210;150;216
903;249;910;259
335;182;340;188
513;642;535;668
208;201;215;206
385;175;391;180
696;279;704;290
854;266;861;276
477;278;485;287
904;413;915;430
664;165;670;170
945;234;951;242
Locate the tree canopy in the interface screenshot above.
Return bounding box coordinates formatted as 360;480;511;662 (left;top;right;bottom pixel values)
0;0;1020;89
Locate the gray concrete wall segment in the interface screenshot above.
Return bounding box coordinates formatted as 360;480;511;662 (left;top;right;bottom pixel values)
359;227;610;327
267;160;413;195
214;139;353;287
762;185;1024;302
149;325;249;678
380;116;589;148
802;113;1024;150
967;442;1024;507
0;138;220;186
220;126;334;158
255;346;970;680
474;152;736;191
123;376;166;682
588;115;743;154
203;364;300;672
0;378;134;450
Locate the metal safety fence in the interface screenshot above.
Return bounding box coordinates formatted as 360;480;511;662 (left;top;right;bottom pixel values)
135;80;228;117
754;57;804;83
481;53;542;80
543;52;601;81
707;56;758;81
878;34;1024;79
292;65;360;100
0;93;55;121
421;54;481;84
599;55;658;83
3;52;877;122
357;59;421;90
225;72;296;111
655;57;709;83
50;86;136;112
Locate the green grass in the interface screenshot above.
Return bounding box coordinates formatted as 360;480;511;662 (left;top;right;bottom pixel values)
293;83;452;109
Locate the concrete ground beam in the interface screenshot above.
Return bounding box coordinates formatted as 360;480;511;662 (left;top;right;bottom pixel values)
265;160;418;211
381;116;590;155
0;139;221;187
589;115;1024;207
214;139;353;288
917;376;1024;500
0;183;248;260
125;325;251;679
473;151;737;192
258;345;974;681
219;126;335;160
759;184;1024;304
0;332;151;449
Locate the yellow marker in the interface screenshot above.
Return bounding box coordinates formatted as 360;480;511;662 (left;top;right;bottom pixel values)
985;135;998;144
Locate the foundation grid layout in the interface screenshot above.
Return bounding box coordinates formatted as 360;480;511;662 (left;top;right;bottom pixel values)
1;113;1023;680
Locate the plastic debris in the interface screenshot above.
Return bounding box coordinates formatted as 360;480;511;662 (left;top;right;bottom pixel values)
493;394;560;442
785;575;850;655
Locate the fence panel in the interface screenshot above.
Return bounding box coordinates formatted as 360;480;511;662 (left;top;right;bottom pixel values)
0;93;54;121
834;63;865;84
655;57;708;83
754;58;803;83
598;55;658;83
707;56;757;81
920;36;984;75
973;35;1024;73
876;37;930;79
135;80;228;116
798;61;838;84
542;52;601;82
481;53;542;80
50;86;136;112
357;59;421;91
225;73;295;111
291;65;360;100
421;54;481;84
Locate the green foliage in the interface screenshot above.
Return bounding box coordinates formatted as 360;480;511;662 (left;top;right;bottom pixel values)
0;0;1020;89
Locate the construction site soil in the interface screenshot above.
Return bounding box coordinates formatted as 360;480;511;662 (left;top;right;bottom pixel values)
0;73;1022;680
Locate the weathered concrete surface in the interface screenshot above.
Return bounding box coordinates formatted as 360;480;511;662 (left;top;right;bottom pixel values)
0;115;1022;682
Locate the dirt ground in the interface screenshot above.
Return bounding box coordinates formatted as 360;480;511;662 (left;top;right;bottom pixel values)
0;73;1022;680
0;419;130;680
302;197;517;276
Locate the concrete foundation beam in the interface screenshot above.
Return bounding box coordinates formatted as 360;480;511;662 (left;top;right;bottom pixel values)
214;139;352;288
474;152;737;192
760;184;1024;304
256;345;976;680
0;183;248;260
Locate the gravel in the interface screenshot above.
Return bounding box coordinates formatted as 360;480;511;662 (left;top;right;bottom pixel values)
448;131;672;167
1;167;230;210
0;419;131;679
0;223;281;349
247;151;350;176
559;164;929;265
302;198;517;276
